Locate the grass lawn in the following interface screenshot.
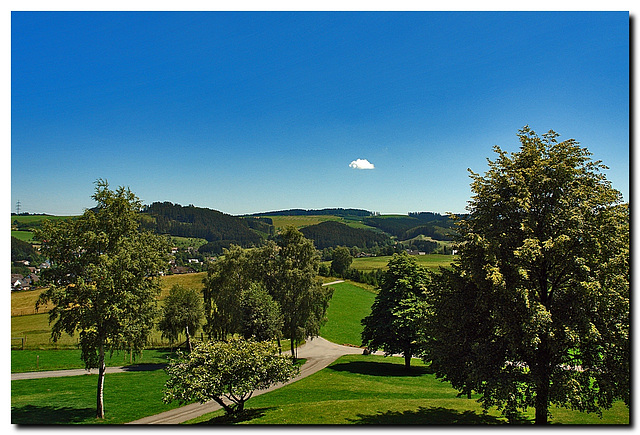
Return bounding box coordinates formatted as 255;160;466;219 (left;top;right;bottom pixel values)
187;354;629;425
320;282;375;347
11;370;181;424
11;349;175;373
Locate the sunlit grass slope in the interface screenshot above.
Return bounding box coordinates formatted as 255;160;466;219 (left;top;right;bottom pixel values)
187;354;628;425
320;282;375;347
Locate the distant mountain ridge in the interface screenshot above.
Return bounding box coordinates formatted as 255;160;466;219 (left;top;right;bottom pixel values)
16;203;461;254
244;208;374;217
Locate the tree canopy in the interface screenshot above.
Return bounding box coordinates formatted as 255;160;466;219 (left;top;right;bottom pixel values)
425;127;629;424
361;252;430;370
158;284;204;352
163;338;299;415
36;180;169;418
201;227;332;360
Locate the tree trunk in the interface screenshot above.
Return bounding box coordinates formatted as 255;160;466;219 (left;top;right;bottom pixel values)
211;396;234;415
185;325;192;353
534;373;550;424
96;343;106;419
290;337;296;362
534;337;551;424
404;350;412;371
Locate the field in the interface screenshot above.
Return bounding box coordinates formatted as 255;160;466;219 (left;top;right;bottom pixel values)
11;273;209;350
11;272;207;317
268;215;344;229
11;230;35;242
351;254;455;272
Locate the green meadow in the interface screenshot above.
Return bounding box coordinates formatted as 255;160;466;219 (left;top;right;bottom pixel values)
11;370;181;424
320;282;376;347
351;254;455;271
187;354;629;425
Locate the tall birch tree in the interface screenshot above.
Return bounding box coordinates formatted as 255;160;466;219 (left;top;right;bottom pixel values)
36;180;168;419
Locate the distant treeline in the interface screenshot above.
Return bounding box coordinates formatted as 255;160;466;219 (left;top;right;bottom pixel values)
19;203;462;255
247;208;373;217
364;213;460;241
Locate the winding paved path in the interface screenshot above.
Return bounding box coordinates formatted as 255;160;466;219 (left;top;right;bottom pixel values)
11;364;167;381
127;337;364;424
12;336;366;424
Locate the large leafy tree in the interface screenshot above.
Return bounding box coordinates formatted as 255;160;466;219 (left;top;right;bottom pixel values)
163;338;299;415
201;229;332;358
202;245;252;340
426;127;629;424
331;246;353;278
158;284;204;352
361;252;430;370
269;227;333;360
239;282;283;342
36;180;169;419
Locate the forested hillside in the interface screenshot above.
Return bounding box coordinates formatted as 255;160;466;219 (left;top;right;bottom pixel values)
140;202;265;253
300;221;391;250
363;213;460;241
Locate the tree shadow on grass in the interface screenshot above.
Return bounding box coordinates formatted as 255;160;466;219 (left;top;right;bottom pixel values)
328;360;433;377
348;406;509;425
195;407;276;425
120;363;167;372
12;404;95;424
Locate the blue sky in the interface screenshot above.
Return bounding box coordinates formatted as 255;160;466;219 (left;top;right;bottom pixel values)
10;11;629;216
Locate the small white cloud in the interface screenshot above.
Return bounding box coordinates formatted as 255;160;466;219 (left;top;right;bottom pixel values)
349;158;375;170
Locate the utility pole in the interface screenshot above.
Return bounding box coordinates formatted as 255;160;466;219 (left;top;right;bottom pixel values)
16;200;21;215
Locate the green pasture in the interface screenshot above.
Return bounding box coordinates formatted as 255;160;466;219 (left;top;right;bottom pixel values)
11;230;35;242
187;354;629;425
351;254;455;272
268;215;343;229
11;215;76;225
320;282;375;347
